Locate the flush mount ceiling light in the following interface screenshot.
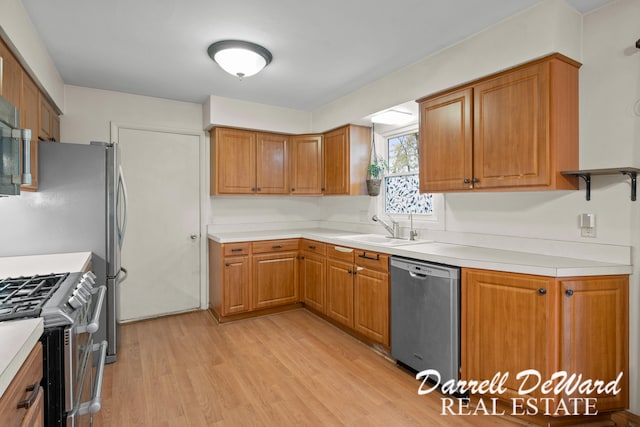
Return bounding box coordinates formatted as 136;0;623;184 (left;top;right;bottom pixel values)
207;40;273;80
370;109;414;125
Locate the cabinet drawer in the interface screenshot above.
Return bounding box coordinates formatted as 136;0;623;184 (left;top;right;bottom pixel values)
252;239;299;254
300;239;326;255
0;342;43;427
223;242;250;257
355;251;389;273
327;245;355;263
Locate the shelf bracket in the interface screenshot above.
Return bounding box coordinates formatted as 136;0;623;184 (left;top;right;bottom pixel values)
576;174;591;201
621;171;637;201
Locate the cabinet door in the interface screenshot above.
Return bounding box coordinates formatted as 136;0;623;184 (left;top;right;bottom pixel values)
20;73;39;191
559;276;628;412
256;132;289;194
473;62;549;188
253;252;299;310
222;256;251;315
38;98;52;141
290;135;323;194
326;258;354;327
354;267;389;345
463;269;556;403
0;40;22;109
301;252;325;313
214;128;256;194
323;127;349;194
419;88;473;192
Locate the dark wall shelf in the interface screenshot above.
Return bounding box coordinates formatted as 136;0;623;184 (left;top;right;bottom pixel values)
561;168;640;201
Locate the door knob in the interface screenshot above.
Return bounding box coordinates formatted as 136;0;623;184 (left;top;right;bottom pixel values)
190;234;198;240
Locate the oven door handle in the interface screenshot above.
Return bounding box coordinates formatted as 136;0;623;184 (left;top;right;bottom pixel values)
76;285;106;334
78;340;108;416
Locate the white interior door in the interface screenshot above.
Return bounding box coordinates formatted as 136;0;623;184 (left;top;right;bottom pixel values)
115;126;201;321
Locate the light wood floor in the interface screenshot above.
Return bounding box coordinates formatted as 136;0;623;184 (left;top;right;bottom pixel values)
93;309;526;426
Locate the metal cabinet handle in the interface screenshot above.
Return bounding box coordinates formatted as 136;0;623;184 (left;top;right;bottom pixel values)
231;248;243;252
291;188;296;192
565;289;574;296
472;178;479;183
225;262;230;267
17;383;39;409
321;187;325;191
358;252;380;261
251;187;256;192
257;187;262;192
308;245;316;250
464;179;470;184
538;288;547;295
347;269;353;274
272;245;283;249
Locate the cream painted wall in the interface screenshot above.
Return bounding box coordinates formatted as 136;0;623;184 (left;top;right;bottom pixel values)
62;85;203;143
0;0;64;110
204;95;312;134
310;0;582;132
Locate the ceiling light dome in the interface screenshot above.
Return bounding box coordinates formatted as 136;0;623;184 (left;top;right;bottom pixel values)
207;40;273;79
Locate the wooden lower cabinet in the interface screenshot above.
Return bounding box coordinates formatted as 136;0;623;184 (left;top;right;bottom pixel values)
353;266;389;346
463;268;629;419
301;251;326;313
223;255;251;315
326;258;354;327
209;239;301;321
0;343;43;427
252;251;299;310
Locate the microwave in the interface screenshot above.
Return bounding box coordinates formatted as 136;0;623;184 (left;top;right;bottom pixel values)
0;95;31;196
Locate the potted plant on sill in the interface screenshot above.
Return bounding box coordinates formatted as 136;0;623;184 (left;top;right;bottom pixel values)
366;157;388;197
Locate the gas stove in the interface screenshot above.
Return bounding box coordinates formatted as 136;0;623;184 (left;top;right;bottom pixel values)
0;271;96;327
0;269;107;426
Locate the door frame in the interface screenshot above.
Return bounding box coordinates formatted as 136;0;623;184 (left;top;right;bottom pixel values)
110;121;208;311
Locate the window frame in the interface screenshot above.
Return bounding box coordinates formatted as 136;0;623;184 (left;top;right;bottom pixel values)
375;123;445;231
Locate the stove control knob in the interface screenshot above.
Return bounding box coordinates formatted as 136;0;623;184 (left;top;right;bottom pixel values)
75;284;91;299
84;272;97;284
71;289;88;305
78;278;93;292
68;295;83;309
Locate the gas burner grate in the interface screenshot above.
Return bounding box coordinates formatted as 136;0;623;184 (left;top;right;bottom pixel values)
0;273;68;321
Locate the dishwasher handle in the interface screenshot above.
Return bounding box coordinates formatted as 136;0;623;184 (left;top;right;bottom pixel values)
409;271;429;279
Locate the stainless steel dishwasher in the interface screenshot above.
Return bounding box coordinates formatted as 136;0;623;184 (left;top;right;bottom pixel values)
390;256;460;383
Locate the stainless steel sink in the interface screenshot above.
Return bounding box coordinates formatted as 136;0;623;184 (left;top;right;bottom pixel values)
339;234;431;247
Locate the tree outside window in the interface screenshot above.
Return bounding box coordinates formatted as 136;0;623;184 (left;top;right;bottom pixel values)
384;132;432;215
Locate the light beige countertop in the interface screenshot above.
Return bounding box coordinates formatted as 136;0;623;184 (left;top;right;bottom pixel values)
208;228;632;277
0;252;92;278
0;318;43;398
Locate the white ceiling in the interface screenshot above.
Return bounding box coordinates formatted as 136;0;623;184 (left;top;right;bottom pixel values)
22;0;611;111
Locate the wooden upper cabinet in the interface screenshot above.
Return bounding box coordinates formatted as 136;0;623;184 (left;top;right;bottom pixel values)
0;39;22;109
290;134;323;194
417;53;580;192
419;87;473;192
20;73;40;191
39;96;60;142
211;128;256;194
211;128;289;195
256;132;289;194
322;125;370;195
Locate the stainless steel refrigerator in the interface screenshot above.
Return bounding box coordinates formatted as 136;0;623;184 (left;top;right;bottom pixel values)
0;140;128;364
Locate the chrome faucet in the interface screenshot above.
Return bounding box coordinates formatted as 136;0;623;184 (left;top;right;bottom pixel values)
372;215;400;238
409;213;418;241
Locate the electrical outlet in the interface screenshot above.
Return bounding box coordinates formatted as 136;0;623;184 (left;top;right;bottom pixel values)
581;227;596;238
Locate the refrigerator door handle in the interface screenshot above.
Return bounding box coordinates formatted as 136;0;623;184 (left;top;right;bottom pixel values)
117;164;128;246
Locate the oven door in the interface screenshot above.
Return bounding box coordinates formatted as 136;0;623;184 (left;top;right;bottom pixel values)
66;286;107;426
